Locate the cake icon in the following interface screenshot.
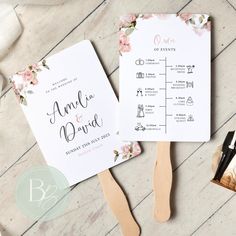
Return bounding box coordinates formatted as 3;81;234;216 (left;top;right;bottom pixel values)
186;96;194;106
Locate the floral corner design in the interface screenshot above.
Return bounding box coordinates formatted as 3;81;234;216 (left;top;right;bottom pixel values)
114;141;141;162
119;14;172;55
178;13;211;35
119;14;138;55
10;59;50;106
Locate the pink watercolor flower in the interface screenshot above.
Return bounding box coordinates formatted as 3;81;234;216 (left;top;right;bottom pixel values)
179;13;192;22
142;14;153;19
114;142;141;162
132;142;141;156
31;76;38;85
120;14;137;28
16;83;24;91
18;69;34;82
12;80;22;92
119;31;131;53
18;69;38;85
31;63;40;70
122;145;131;155
205;21;211;31
11;60;49;105
12;81;21;99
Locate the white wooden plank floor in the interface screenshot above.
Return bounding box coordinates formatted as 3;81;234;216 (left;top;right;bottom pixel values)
0;0;236;235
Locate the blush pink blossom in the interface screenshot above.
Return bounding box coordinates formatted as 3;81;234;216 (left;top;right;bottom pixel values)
120;14;137;28
15;82;24;91
205;21;211;31
31;63;40;70
119;31;131;53
12;81;20;94
11;60;49;105
18;69;34;82
122;145;131;155
142;14;153;19
132;143;141;156
31;76;38;85
179;13;192;22
18;69;38;84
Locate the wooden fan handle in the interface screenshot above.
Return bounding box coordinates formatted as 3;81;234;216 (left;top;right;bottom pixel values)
98;169;140;236
153;141;172;222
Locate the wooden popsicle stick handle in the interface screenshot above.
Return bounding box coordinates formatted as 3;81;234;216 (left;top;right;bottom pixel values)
153;141;172;222
98;169;140;236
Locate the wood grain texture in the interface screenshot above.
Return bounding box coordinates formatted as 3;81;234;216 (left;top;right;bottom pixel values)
192;193;236;236
227;0;236;9
0;145;46;235
0;0;236;235
1;42;236;235
0;0;103;94
98;170;140;236
0;90;36;176
154;142;172;222
118;115;236;236
4;0;236;94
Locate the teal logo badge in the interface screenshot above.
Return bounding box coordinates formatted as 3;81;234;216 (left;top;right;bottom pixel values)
15;166;69;221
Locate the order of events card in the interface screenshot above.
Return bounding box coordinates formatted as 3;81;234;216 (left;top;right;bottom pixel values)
10;40;141;186
119;14;211;142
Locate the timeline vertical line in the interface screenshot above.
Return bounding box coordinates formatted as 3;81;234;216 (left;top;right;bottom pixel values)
165;57;167;134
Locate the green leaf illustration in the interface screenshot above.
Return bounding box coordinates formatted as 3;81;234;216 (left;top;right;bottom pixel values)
199;16;204;24
114;155;119;162
42;60;50;70
114;150;119;155
125;27;135;36
36;68;42;72
189;18;195;25
20;96;27;105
